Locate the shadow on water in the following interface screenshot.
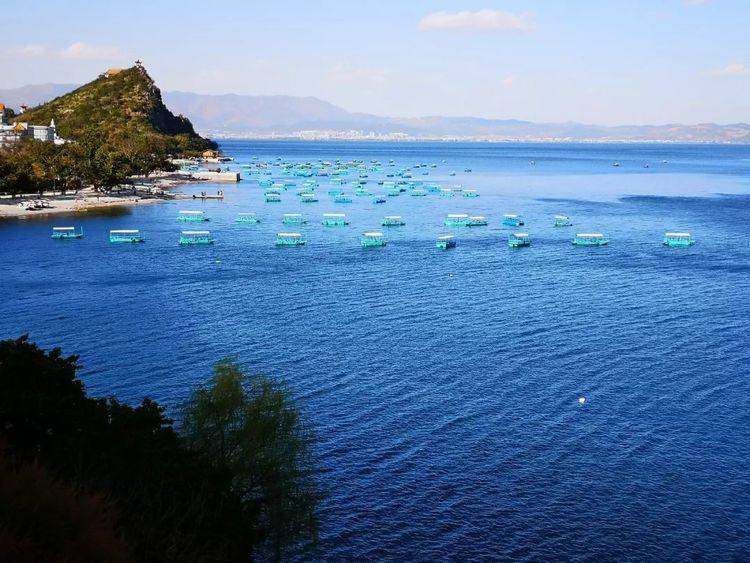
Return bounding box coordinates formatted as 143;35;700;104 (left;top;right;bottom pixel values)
0;204;134;224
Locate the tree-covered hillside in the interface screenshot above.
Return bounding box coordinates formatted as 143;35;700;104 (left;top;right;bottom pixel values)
16;65;215;154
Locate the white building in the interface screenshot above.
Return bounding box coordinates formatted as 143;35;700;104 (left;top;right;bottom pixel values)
1;104;63;146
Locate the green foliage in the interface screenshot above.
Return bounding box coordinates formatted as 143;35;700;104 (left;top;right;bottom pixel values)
0;338;321;561
0;130;177;195
0;337;322;561
182;357;322;560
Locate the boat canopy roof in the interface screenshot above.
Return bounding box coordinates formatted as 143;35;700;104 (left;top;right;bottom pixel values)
238;212;256;215
110;230;139;234
504;213;519;218
277;232;302;237
665;232;691;237
52;226;75;231
469;215;485;219
555;215;569;219
438;235;455;240
384;215;402;219
284;213;302;217
179;210;204;214
447;213;468;218
181;230;210;235
513;233;530;238
577;233;604;238
363;231;384;237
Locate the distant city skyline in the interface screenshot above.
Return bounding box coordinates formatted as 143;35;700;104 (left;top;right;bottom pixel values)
1;0;748;126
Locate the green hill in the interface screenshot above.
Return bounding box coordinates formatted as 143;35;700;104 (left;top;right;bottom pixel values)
16;65;216;155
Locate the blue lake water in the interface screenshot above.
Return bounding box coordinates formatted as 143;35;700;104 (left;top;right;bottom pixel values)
2;141;750;560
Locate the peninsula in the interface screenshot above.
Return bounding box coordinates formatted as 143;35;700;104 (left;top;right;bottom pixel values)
0;64;218;218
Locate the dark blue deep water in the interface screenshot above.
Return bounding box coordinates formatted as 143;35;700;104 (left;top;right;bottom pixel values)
2;141;750;560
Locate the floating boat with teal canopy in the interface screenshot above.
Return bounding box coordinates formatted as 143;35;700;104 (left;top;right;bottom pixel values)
282;213;307;225
276;232;306;247
439;189;454;198
334;193;353;203
321;213;348;226
328;188;344;196
466;215;488;227
178;210;209;222
51;226;83;239
436;235;456;249
663;232;694;247
236;212;260;224
573;233;609;246
502;214;524;227
445;213;469;227
300;193;318;203
554;215;573;227
179;230;214;245
372;196;386;204
411;188;427;197
463;189;479;198
382;215;406;227
265;192;281;203
508;232;531;248
361;231;387;248
109;229;144;243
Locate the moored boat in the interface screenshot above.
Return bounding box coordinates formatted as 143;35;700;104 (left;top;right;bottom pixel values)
663;232;694;247
508;232;531;248
502;214;524;227
436;235;456;249
236;212;260;224
51;226;83;240
445;213;469;227
572;233;609;246
109;229;145;243
178;210;209;222
382;215;406;227
179;230;214;245
466;215;488;227
321;213;348;227
360;231;387;248
276;232;306;247
282;213;306;225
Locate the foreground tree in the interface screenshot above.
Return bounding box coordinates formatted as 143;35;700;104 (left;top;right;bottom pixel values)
182;357;321;560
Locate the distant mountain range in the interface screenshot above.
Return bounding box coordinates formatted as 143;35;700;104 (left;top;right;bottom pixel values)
3;83;749;143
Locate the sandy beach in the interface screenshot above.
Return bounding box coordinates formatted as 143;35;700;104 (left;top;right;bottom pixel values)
0;171;199;219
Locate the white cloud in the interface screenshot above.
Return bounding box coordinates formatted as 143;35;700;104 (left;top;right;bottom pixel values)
713;63;749;77
7;45;50;58
61;42;123;60
418;9;534;33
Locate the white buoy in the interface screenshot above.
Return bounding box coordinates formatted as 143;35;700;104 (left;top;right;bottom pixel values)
578;397;586;405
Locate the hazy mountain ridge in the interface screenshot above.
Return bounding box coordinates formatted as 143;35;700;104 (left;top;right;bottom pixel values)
3;83;749;143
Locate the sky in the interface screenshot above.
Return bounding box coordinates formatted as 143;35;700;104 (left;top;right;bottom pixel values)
1;0;748;125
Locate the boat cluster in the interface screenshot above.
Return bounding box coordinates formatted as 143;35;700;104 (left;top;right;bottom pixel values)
49;155;695;250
